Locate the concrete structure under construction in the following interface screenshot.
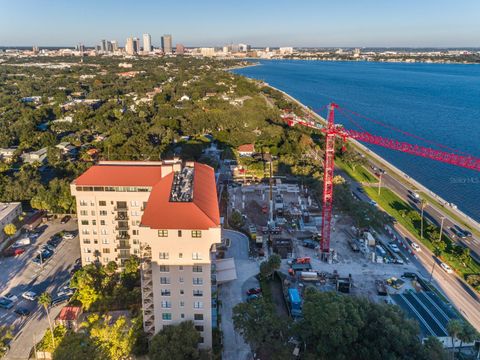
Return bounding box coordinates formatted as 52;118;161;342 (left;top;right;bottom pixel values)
70;159;221;348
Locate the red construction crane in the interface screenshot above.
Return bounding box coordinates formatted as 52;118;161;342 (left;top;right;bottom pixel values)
290;103;480;258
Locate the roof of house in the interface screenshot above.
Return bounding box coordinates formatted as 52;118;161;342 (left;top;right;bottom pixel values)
74;164;164;187
141;163;220;230
56;306;82;321
238;144;254;153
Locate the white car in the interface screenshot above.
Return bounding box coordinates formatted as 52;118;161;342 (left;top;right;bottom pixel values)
22;291;37;301
369;200;377;207
389;243;400;253
411;242;421;252
440;262;453;274
62;233;75;240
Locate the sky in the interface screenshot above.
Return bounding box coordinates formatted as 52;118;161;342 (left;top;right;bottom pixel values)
1;0;479;48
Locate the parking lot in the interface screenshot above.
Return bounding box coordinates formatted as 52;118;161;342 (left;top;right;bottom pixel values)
0;217;79;359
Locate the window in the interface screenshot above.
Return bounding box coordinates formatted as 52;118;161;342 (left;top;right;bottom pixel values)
192;252;202;260
179;277;184;283
100;220;106;225
180;289;184;295
181;313;185;319
193;278;203;285
199;337;204;344
102;248;110;254
160;277;170;284
131;210;140;216
103;257;109;263
80;200;88;206
92;220;96;226
193;290;203;297
161;289;171;296
159;265;170;272
159;252;169;260
180;301;185;307
91;210;95;216
134;249;139;255
81;229;89;235
193;301;203;309
178;230;182;237
85;256;91;262
192;230;202;238
132;230;139;235
130;200;139;207
100;211;107;216
158;230;168;237
83;239;91;244
179;265;184;271
162;313;172;321
193;265;203;273
83;248;91;253
93;229;98;235
178;253;183;259
194;314;204;321
99;201;106;206
161;301;172;308
81;220;89;225
132;239;139;245
100;229;108;235
195;325;204;332
80;210;88;216
102;238;109;244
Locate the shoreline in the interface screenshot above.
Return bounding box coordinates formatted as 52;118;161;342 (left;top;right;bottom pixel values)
223;62;261;71
262;82;480;231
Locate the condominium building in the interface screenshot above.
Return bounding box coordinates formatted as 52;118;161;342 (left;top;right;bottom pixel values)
125;37;135;55
70;159;221;348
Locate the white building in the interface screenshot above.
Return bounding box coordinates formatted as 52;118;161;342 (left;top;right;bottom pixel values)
143;33;152;54
279;47;294;55
0;202;22;242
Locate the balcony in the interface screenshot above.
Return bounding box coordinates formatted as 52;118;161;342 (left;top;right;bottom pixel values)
118;252;130;260
114;215;129;221
114;206;128;211
117;241;130;249
116;234;130;240
115;224;129;231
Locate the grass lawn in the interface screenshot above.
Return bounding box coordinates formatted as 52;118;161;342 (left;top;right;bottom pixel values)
364;186;480;280
336;158;377;184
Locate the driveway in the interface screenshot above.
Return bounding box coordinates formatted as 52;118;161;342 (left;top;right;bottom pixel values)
219;229;260;360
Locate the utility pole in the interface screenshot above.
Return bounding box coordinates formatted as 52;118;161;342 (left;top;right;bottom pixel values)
439;216;445;242
377;172;383;195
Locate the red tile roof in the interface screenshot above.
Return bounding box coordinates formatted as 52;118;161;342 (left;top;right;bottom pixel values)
57;306;81;321
238;144;254;153
74;164;163;187
141;163;220;230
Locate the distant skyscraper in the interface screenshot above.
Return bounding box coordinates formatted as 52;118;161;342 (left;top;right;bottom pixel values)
133;37;140;53
101;39;107;52
77;43;85;52
175;44;185;55
125;37;135;55
143;33;152;53
161;34;172;54
111;40;118;52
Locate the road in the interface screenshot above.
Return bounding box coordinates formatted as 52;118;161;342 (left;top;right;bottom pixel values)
1;219;79;360
341;166;480;331
219;230;259;360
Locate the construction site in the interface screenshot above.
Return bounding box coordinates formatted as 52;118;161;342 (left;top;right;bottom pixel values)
224;103;479;346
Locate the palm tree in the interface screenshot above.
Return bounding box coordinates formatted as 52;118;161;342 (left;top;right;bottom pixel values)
457;322;478;355
447;319;463;356
38;292;55;348
420;198;427;239
429;247;442;282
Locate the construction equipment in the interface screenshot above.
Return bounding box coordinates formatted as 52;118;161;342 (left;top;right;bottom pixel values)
288;103;480;258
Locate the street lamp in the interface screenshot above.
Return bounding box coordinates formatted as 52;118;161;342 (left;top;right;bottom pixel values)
439;216;446;243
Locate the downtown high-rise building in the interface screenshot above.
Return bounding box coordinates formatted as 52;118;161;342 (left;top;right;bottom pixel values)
111;40;118;52
100;39;107;52
125;37;135;55
143;33;152;53
133;37;140;54
70;159;221;348
175;44;185;55
161;34;172;54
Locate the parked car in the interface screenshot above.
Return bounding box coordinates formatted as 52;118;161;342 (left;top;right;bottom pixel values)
50;295;70;307
22;291;37;301
33;249;53;265
0;298;13;309
246;288;262;296
2;293;18;303
42;244;56;253
60;215;71;224
411;242;421;252
62;232;75;240
14;307;31;317
3;247;26;257
440;262;453;274
389;243;400;253
302;239;317;249
57;287;75;298
11;238;31;248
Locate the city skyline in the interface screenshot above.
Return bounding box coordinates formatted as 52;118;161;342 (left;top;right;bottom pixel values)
1;0;480;47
